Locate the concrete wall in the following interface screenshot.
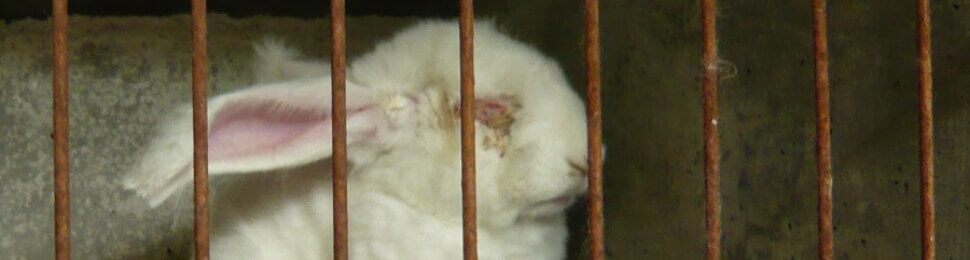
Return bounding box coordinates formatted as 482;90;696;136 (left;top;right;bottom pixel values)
1;0;968;259
477;1;970;259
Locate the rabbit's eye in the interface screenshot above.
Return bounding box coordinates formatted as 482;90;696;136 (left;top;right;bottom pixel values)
569;160;589;177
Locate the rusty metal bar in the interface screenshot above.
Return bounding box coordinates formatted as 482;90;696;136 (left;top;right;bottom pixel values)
190;0;211;258
583;0;605;259
812;0;834;259
51;0;71;258
458;0;478;259
916;0;935;259
329;0;349;259
701;0;721;259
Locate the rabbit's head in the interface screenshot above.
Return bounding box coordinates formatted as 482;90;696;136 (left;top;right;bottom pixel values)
123;20;593;227
345;20;592;226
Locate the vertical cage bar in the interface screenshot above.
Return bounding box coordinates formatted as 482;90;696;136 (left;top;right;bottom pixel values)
51;0;71;258
812;0;834;259
329;0;349;259
916;0;935;259
700;0;721;259
583;0;605;259
190;0;211;259
458;0;478;259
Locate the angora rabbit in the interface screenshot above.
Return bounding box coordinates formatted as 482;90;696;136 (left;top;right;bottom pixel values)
124;20;592;259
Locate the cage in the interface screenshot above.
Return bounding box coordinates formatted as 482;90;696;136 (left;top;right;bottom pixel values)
1;0;969;259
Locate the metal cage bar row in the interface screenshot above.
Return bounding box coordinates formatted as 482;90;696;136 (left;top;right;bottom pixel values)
45;0;936;259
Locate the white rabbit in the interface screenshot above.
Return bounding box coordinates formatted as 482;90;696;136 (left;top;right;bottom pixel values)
123;20;592;259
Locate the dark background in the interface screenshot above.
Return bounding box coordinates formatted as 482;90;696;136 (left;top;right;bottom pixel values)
1;0;460;20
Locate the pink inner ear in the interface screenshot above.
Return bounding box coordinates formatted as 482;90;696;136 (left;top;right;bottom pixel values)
209;101;330;160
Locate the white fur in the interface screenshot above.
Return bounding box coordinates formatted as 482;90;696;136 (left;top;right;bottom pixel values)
251;37;332;84
124;20;592;259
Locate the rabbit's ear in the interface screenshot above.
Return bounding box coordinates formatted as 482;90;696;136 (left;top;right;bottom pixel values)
124;78;388;207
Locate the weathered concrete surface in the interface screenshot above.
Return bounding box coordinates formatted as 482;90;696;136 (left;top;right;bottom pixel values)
482;0;970;259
